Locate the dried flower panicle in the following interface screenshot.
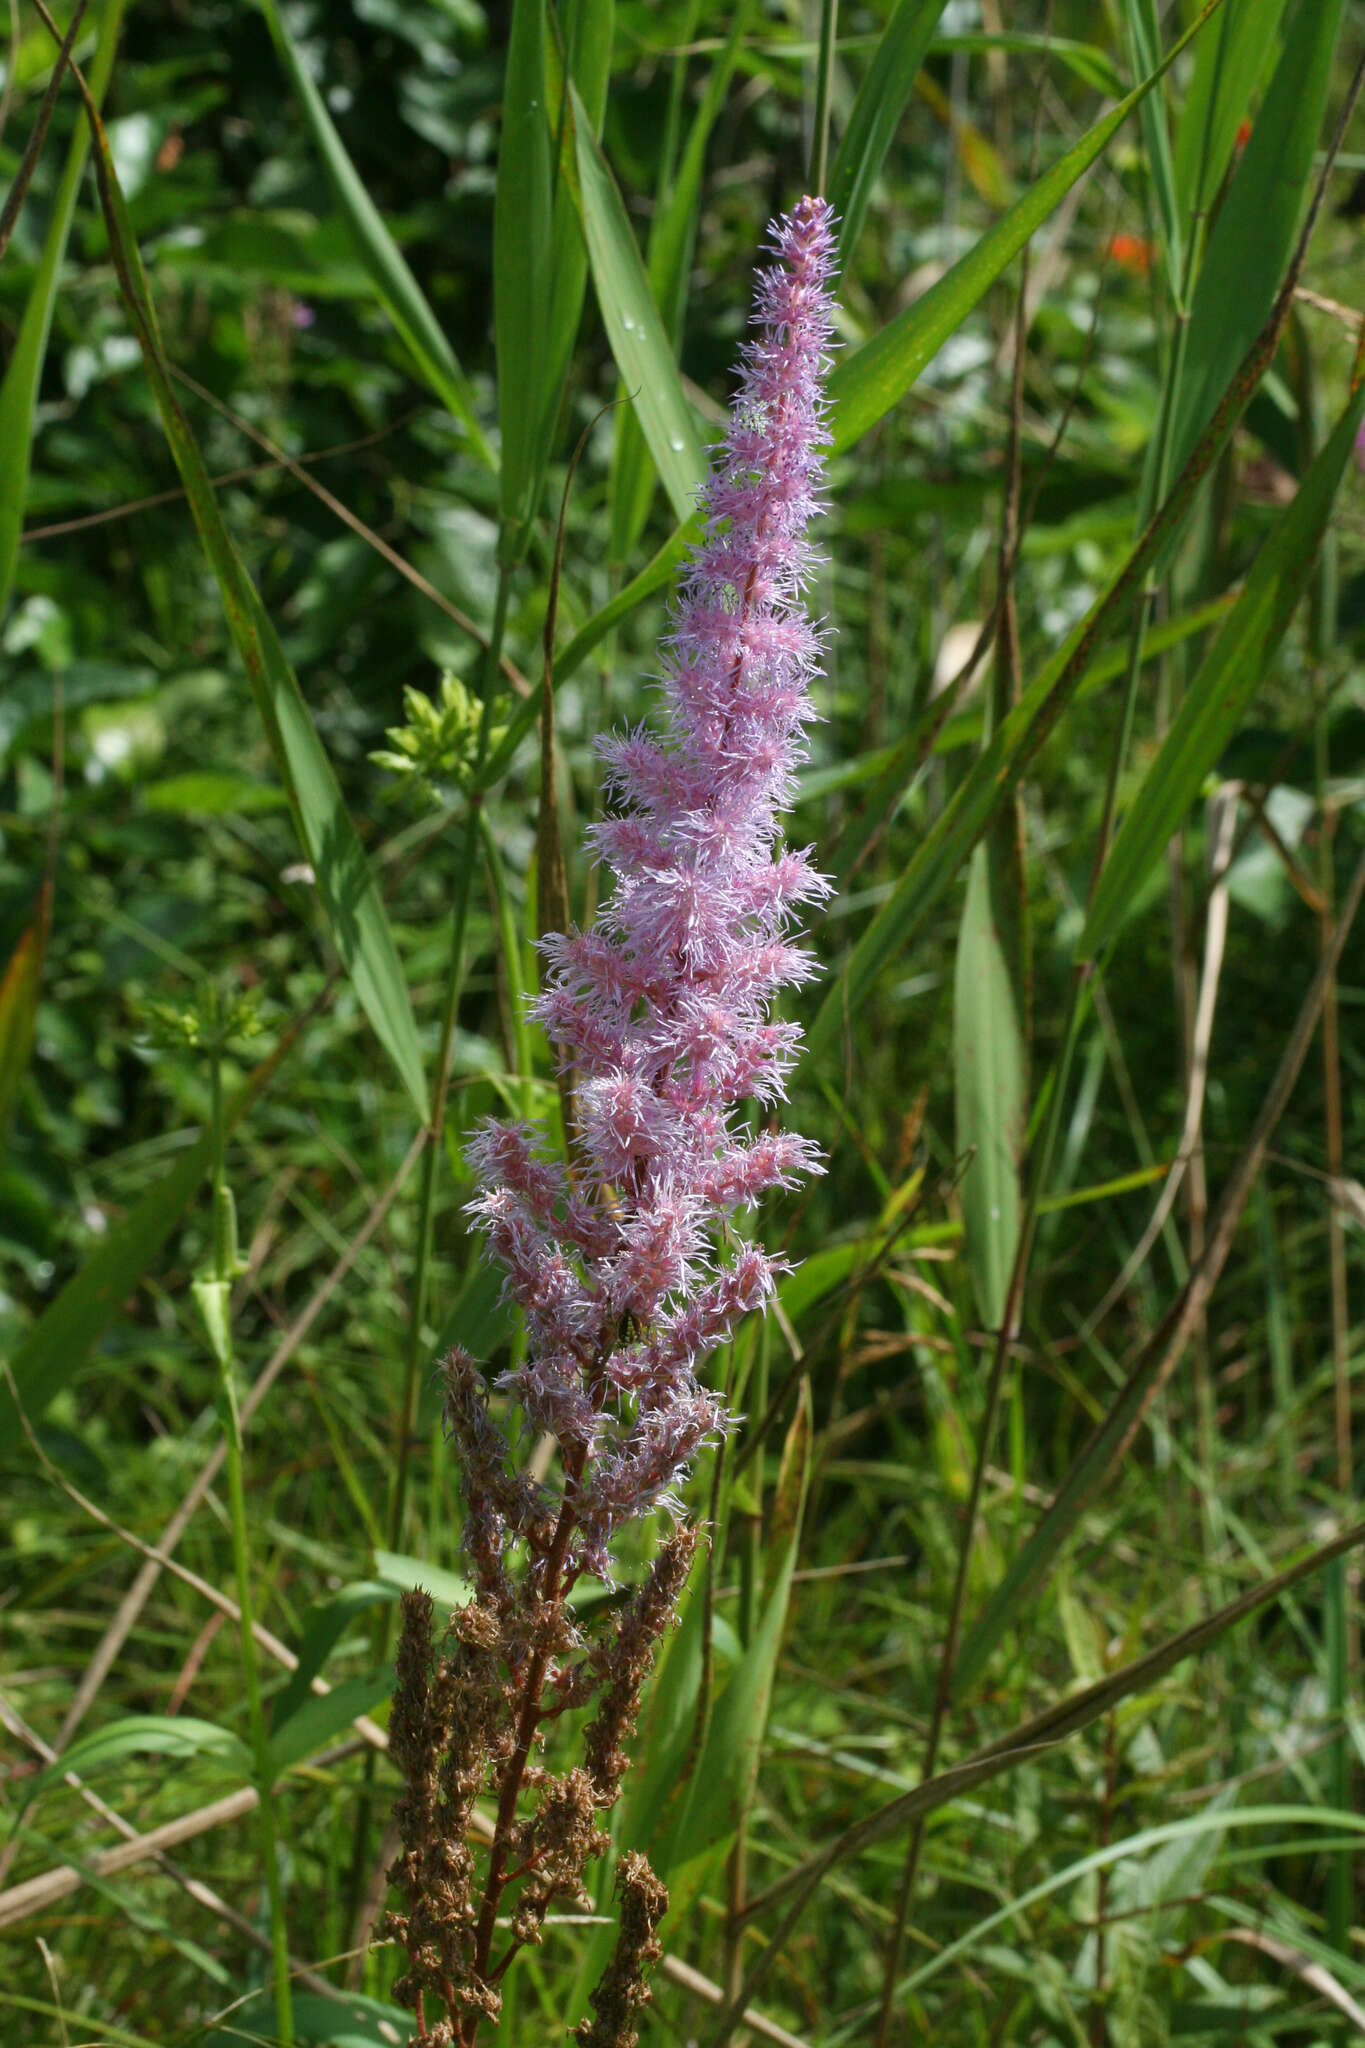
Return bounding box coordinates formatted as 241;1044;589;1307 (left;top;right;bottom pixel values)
386;197;837;2047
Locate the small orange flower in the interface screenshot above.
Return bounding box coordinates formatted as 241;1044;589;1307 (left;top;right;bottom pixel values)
1107;231;1154;276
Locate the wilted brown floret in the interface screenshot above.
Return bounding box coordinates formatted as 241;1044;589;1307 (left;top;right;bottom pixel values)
572;1851;669;2048
583;1525;699;1803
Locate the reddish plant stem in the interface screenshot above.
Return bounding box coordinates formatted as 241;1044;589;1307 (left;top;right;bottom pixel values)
461;1450;585;2047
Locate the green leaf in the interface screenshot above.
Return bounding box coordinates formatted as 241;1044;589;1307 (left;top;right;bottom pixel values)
1168;0;1344;477
542;0;615;436
953;846;1025;1328
82;112;430;1122
0;1034;294;1453
265;1670;393;1780
28;1716;252;1806
570;82;709;525
255;0;488;458
373;1548;473;1615
829;0;949;268
1172;0;1290;222
271;1582;399;1734
0;0;126;621
141;771;288;815
608;3;748;561
1122;0;1182;296
1082;377;1365;961
828;0;1224;454
495;0;555;552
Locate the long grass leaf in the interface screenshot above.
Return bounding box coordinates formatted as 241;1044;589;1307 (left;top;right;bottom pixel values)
569;82;708;523
828;0;949;268
1082;375;1365;960
829;0;1225;453
1168;0;1344;476
542;0;614;441
953;847;1025;1327
1172;0;1289;222
256;0;488;460
608;3;748;562
79;110;430;1120
495;0;555;552
0;0;124;619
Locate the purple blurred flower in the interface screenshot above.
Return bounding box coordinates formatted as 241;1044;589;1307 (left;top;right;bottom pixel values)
459;196;838;1580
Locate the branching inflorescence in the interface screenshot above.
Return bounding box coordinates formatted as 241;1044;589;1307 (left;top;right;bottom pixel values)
387;195;837;2047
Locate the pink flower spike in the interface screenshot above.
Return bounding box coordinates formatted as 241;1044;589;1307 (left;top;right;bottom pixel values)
462;197;838;1577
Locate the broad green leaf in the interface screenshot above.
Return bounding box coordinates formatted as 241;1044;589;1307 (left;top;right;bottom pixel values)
0;882;49;1141
270;1582;398;1732
953;846;1024;1327
829;0;949;268
0;1034;294;1454
217;1990;414;2048
570;82;709;524
29;1716;252;1804
82;114;430;1121
1168;0;1344;478
495;0;555;553
265;1670;393;1780
608;3;749;561
0;0;125;620
828;0;1225;454
255;0;488;459
373;1549;473;1615
1172;0;1289;221
1082;377;1365;960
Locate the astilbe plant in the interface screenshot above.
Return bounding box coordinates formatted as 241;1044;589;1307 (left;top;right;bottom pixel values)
385;194;837;2047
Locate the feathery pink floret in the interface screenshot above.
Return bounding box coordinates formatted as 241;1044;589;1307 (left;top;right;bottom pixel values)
463;196;837;1577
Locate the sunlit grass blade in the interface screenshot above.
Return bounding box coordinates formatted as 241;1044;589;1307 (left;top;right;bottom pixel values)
953;847;1025;1328
1172;0;1289;221
76;102;429;1121
495;0;555;555
1168;0;1344;475
0;0;124;618
541;0;614;462
1082;373;1365;962
0;1031;296;1453
255;0;489;462
608;2;748;562
829;0;1225;454
570;81;708;523
828;0;948;268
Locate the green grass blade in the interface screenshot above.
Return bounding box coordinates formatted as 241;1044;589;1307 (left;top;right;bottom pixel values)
0;1034;295;1453
0;880;49;1144
570;82;709;524
542;0;614;441
828;0;1224;454
1081;376;1365;961
495;0;555;553
1122;0;1183;295
28;1717;253;1804
608;2;748;562
1172;0;1289;221
255;0;488;461
953;846;1025;1328
0;0;124;620
1168;0;1344;476
81;113;430;1121
828;0;949;269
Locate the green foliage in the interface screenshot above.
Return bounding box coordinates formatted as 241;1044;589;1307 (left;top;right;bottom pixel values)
3;3;1365;2044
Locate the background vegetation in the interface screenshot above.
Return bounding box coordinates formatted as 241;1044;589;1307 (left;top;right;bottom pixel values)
3;0;1365;2042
